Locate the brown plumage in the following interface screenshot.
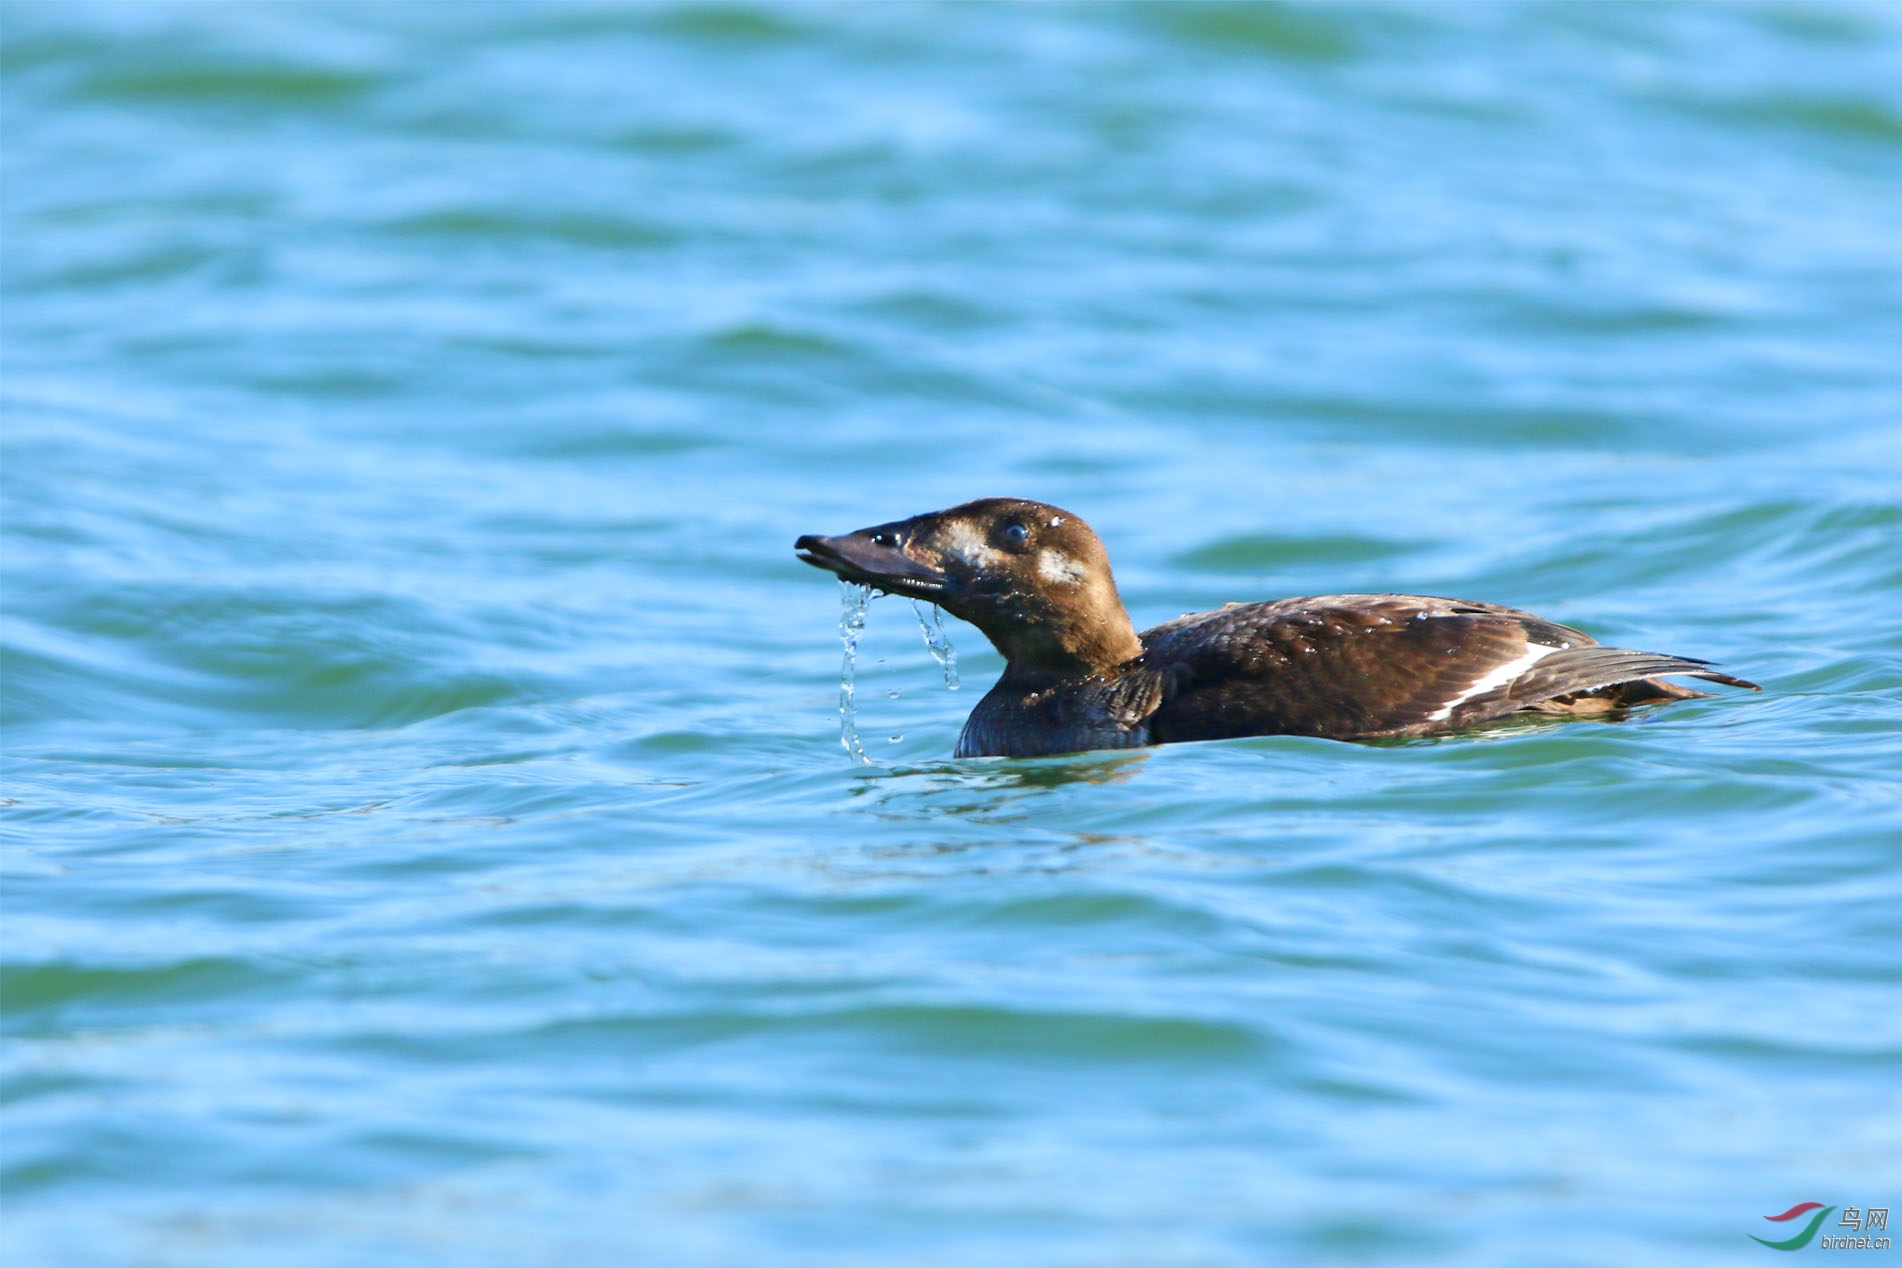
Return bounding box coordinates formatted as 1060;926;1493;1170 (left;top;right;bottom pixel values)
795;498;1759;759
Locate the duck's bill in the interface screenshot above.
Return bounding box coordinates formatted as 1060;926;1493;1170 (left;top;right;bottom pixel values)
794;532;949;597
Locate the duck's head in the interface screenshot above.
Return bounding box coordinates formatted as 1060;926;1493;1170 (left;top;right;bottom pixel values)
795;498;1143;675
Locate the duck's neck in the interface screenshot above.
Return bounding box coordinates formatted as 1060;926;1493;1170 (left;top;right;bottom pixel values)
987;585;1145;683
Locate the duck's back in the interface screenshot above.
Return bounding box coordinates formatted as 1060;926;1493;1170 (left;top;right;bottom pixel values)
1140;594;1747;743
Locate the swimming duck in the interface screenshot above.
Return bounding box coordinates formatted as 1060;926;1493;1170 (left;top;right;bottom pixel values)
795;498;1758;758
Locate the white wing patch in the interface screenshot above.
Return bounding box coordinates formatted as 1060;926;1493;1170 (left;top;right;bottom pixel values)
1037;550;1086;586
1424;642;1559;722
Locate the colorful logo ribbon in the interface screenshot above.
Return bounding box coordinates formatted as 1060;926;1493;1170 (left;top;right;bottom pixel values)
1751;1202;1835;1251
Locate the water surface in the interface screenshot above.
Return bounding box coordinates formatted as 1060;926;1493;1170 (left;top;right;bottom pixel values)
4;3;1900;1265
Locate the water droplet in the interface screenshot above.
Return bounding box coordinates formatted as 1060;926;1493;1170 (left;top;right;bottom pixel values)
836;582;873;764
911;599;960;691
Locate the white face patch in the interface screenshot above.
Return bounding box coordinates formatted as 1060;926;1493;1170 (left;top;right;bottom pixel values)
1424;642;1559;722
1036;550;1087;586
939;519;1002;568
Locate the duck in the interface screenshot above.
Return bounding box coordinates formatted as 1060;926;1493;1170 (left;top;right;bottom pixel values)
794;498;1759;758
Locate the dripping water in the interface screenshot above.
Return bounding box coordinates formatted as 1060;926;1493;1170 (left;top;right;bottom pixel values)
911;600;960;691
837;582;873;764
835;589;959;764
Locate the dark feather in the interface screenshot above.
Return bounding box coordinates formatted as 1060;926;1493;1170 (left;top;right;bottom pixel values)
1144;595;1758;743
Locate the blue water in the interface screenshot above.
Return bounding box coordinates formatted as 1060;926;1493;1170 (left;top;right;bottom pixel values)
4;3;1900;1265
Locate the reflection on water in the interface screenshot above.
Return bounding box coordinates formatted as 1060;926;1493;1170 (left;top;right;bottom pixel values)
845;751;1154;825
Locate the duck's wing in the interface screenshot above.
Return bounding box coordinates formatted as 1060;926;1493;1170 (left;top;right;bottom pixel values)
1141;594;1757;743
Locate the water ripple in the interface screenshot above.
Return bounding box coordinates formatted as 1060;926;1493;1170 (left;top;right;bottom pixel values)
4;3;1900;1266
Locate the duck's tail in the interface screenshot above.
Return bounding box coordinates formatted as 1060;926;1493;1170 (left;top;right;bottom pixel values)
1519;655;1760;714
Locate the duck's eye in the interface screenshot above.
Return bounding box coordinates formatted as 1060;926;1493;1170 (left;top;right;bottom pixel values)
871;531;899;548
1001;522;1030;549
